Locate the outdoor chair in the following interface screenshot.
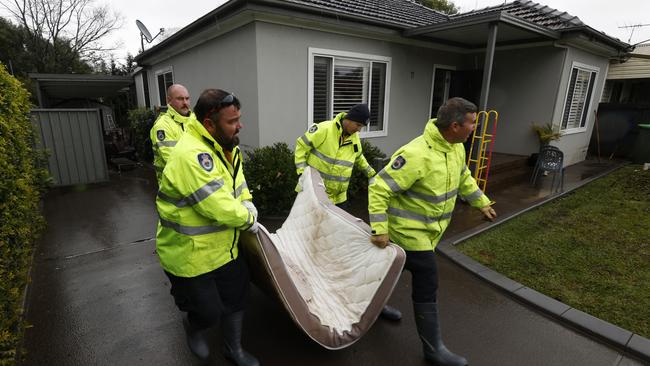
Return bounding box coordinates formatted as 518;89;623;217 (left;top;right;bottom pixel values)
530;145;564;192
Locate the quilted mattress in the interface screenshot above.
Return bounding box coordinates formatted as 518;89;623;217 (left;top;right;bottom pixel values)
239;167;406;349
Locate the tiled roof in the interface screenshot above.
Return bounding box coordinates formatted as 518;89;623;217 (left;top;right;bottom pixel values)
282;0;449;27
451;0;583;30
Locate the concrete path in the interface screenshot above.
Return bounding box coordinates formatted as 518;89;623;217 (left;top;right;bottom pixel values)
20;166;645;366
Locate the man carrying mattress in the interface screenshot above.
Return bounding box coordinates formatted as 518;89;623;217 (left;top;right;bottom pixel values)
368;97;497;366
156;89;260;365
294;103;403;322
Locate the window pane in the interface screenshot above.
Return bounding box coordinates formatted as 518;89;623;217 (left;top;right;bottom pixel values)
333;60;369;115
370;62;386;131
157;74;166;106
580;72;597;128
313;56;331;123
157;71;174;107
562;68;592;130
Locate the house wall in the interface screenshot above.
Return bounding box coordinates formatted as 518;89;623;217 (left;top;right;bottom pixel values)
254;21;465;156
552;47;610;166
134;71;145;108
484;46;566;157
142;23;261;148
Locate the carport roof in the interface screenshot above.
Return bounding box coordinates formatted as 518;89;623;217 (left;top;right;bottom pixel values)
29;73;133;101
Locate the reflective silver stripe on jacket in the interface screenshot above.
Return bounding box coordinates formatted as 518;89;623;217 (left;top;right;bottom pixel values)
317;169;350;182
364;165;374;175
403;188;458;204
300;135;312;147
387;207;453;224
159;217;229;236
462;189;484;202
158;179;225;207
311;149;354;167
378;169;403;193
156;141;177;147
461;165;468;175
295;162;307;169
369;213;387;223
232;182;248;198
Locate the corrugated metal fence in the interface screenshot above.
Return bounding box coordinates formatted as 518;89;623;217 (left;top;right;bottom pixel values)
31;109;108;186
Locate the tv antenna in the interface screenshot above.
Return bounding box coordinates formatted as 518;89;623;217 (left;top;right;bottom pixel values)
619;23;650;44
136;20;164;52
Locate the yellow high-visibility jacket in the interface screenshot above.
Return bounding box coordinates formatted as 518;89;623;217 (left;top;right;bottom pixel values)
295;112;375;204
150;106;196;184
368;119;491;251
156;121;254;277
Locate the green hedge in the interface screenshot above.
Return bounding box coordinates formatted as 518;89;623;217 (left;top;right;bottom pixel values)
244;142;298;216
128;108;157;163
348;139;387;199
0;64;48;365
243;140;386;215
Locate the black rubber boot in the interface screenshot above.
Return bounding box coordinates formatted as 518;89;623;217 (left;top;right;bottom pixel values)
221;311;260;366
413;302;468;366
183;315;210;361
380;305;403;321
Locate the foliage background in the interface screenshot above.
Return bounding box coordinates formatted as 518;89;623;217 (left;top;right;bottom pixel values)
0;63;48;365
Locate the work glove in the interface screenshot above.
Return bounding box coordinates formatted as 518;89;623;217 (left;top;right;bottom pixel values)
247;221;260;234
479;205;497;221
242;200;258;220
370;234;389;248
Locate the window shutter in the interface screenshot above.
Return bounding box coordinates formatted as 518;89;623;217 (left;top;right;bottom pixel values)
369;62;386;131
562;67;595;130
313;56;331;123
333;60;368;116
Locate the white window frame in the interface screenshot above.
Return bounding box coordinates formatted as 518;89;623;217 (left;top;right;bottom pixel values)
560;62;599;135
308;47;391;138
429;64;456;119
154;66;174;106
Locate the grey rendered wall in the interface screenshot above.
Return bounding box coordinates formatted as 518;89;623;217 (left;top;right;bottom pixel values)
254;21;464;156
145;23;260;148
485;46;566;157
551;47;609;166
31;109;108;186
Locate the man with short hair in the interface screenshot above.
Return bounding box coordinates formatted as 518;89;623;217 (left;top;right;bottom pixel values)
369;97;496;366
150;84;195;184
155;89;260;365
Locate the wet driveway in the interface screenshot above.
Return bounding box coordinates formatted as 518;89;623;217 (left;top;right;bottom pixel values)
20;166;644;366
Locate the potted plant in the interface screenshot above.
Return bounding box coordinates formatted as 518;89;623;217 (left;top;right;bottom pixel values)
532;122;562;146
528;123;562;166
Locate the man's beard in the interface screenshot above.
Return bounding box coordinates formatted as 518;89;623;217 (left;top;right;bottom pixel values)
215;129;240;151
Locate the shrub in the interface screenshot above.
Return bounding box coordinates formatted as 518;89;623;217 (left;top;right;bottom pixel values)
348;140;387;199
244;142;298;216
0;63;48;365
128;108;157;162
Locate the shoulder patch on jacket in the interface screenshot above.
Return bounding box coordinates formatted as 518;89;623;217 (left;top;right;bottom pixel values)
308;124;318;133
391;155;406;170
197;153;214;172
156;130;165;141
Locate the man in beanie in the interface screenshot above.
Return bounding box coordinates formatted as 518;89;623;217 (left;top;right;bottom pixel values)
294;103;403;321
295;103;375;205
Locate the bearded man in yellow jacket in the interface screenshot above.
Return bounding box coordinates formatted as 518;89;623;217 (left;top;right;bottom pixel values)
156;89;260;365
369;97;497;366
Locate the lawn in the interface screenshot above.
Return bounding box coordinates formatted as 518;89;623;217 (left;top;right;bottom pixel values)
457;165;650;338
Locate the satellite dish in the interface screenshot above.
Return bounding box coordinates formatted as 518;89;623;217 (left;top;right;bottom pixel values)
136;20;153;42
136;19;164;52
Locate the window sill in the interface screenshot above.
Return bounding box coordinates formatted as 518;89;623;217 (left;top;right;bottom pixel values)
361;130;387;139
560;127;588;136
